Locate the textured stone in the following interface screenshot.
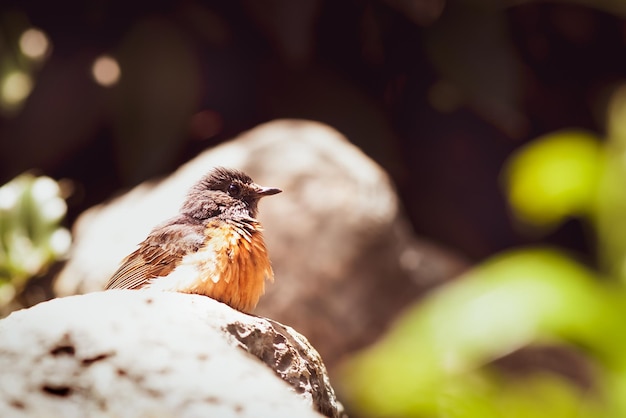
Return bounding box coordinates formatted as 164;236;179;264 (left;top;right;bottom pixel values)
55;119;467;369
0;290;343;418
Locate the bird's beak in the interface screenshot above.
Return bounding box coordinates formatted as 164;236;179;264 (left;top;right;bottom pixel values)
253;185;282;197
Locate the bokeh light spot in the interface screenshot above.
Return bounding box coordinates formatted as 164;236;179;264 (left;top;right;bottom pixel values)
92;55;121;87
1;72;33;105
189;110;223;140
50;228;72;256
19;28;50;60
0;183;19;210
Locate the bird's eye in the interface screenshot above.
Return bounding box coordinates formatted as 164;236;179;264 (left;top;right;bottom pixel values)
227;183;241;197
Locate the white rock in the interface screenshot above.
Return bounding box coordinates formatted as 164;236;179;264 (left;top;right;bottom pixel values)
54;119;466;370
0;290;336;418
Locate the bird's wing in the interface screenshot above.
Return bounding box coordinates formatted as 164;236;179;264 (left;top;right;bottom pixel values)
104;220;205;290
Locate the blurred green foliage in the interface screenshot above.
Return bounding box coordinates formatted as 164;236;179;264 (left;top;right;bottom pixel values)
338;88;626;416
0;173;70;308
504;131;601;229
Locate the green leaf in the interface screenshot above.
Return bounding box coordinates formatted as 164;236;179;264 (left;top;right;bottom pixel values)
423;1;524;136
338;248;622;417
596;86;626;283
503;130;602;229
0;173;69;289
437;371;604;418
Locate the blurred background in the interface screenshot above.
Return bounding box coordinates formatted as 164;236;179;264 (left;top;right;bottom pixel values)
2;0;626;417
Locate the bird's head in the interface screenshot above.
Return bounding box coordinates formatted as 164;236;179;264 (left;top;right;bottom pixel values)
181;167;281;221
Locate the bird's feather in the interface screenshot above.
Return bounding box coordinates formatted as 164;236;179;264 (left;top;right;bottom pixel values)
105;217;205;290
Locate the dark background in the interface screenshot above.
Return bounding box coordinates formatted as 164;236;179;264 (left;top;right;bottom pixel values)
1;0;624;262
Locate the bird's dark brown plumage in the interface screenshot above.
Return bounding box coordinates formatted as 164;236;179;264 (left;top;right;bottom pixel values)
104;167;281;312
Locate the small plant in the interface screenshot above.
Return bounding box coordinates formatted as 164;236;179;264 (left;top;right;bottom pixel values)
337;89;626;417
0;173;70;310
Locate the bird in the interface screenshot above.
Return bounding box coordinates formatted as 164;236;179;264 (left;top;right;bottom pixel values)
104;167;282;312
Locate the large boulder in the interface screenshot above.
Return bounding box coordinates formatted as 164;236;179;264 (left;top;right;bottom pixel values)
0;290;344;418
55;119;467;369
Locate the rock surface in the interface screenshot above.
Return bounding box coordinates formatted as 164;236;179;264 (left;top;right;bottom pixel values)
55;119;467;369
0;290;344;418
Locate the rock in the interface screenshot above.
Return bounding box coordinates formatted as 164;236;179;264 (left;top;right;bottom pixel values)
0;290;344;418
55;119;467;370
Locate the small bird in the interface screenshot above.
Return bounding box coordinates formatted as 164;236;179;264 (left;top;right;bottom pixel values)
104;167;281;312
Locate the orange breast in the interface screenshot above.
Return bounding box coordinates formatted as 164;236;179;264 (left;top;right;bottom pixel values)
146;218;274;312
